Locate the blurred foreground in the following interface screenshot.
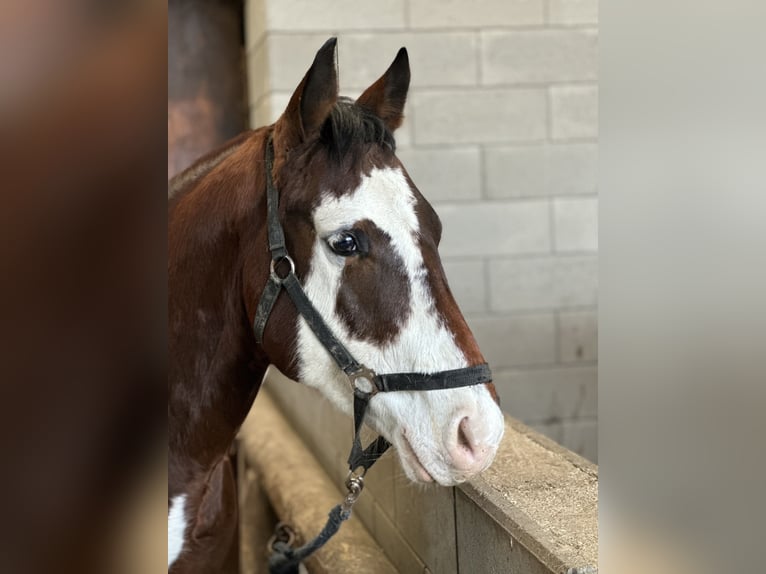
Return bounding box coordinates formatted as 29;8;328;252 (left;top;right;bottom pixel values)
0;1;166;572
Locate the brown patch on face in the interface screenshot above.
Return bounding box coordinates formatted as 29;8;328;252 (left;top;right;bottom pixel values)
398;165;501;405
246;134;398;374
335;220;411;345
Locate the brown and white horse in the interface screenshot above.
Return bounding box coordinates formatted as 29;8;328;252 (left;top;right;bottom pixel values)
168;38;505;572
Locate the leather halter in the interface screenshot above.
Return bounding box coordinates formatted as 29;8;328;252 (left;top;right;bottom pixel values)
253;136;493;477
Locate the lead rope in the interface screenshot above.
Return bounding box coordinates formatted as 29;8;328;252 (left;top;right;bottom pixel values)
267;473;364;574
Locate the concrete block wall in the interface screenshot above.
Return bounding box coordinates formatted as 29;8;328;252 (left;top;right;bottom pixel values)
245;0;598;461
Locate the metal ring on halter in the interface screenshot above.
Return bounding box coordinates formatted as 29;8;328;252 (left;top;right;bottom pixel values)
346;365;378;396
270;255;295;282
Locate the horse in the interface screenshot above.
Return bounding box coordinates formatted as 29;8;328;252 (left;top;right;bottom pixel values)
168;38;505;573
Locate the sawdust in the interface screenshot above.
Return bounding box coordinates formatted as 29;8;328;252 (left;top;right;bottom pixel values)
471;420;598;569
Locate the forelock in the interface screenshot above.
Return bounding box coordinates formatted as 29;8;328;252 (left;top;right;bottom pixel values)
318;98;396;162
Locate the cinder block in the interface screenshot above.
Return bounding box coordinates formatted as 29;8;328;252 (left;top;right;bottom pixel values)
531;418;598;462
244;0;267;51
437;200;550;257
397;147;481;202
551;85;599;140
493;366;597;422
489;255;598;311
482;29;597;84
247;39;270;107
484;143;597;198
248;105;261;131
558;309;598;362
252;92;291;126
251;96;270;128
393;104;413;148
467;313;557;368
409;0;544;28
262;0;406;31
548;0;599;25
338;32;478;89
393;476;458;574
251;33;457;104
250;34;333;104
411;89;548;145
442;260;487;314
553;197;598;252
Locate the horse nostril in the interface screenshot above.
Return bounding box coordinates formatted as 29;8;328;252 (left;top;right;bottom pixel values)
448;415;496;473
458;417;473;454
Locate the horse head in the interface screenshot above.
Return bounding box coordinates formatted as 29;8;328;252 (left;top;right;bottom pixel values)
254;39;504;486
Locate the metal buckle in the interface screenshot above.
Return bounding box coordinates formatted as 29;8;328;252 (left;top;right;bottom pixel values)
270;255;295;282
346;365;378;396
341;470;365;512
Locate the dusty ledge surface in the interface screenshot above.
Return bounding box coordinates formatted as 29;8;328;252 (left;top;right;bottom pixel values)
460;416;598;573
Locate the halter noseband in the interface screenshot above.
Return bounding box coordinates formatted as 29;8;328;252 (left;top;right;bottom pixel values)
253;136;492;478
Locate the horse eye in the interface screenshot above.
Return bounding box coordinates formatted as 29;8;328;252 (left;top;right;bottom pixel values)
328;232;358;256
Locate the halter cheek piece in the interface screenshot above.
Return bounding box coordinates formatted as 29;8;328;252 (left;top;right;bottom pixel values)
254;137;492;573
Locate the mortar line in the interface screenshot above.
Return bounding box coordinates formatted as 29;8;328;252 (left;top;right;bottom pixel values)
260;24;599;36
548;197;557;253
407;79;596;91
546;84;554;142
429;191;599;205
492;360;599;374
478;145;487;199
483;257;491;313
442;251;598;263
475;29;483;86
407;99;417;147
463;304;597;319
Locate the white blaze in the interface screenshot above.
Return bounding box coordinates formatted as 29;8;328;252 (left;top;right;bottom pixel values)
295;166;503;485
297;167;466;398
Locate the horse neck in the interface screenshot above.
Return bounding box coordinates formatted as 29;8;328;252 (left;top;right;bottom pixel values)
168;131;271;480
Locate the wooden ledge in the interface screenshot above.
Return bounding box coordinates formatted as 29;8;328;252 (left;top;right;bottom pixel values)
459;417;598;573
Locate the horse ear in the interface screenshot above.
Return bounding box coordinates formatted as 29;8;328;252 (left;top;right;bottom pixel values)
356;47;411;132
276;37;339;151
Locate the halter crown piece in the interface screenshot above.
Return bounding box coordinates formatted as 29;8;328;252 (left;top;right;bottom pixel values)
254;136;493;574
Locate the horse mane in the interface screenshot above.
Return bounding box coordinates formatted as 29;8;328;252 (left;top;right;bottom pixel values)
168;131;254;200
